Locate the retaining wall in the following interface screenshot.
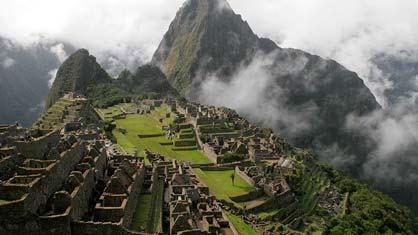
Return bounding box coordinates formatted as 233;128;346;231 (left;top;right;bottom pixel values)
14;130;60;159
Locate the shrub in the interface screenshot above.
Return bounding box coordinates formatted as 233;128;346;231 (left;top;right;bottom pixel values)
221;153;245;164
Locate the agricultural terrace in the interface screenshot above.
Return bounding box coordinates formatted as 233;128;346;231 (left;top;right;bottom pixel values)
99;103;211;164
227;213;258;235
130;194;152;231
194;168;256;207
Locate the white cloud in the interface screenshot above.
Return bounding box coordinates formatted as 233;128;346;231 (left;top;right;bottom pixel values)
345;101;418;185
50;43;68;63
198;51;319;138
48;69;58;88
0;0;184;63
1;57;15;68
227;0;418;107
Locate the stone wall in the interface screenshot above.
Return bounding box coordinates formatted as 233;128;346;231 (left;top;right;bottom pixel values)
121;165;146;228
39;212;72;235
0;155;24;180
0;143;86;218
25;143;86;213
234;166;255;186
0;214;42;235
14;130;60;159
174;140;196;147
71;221;146;235
248;192;294;213
70;168;95;221
202;144;218;163
94;206;125;223
94;148;107;181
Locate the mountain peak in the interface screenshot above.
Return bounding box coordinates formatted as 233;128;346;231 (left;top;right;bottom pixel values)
44;49;111;109
152;0;265;95
182;0;233;14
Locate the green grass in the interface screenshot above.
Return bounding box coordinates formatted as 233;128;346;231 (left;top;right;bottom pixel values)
194;169;255;206
111;113;210;164
151;105;173;126
257;209;280;220
299;165;328;214
131;194;152;231
227;213;257;235
148;179;164;233
99;103;135;121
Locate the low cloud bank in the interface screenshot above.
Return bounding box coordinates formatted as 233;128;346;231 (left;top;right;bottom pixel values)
198;51;418;212
198;52;319;138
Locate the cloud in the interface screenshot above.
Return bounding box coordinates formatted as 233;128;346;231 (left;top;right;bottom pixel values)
197;47;418;212
197;51;319;138
50;43;68;63
226;0;418;108
1;57;15;68
48;69;58;88
0;0;184;67
345;100;418;183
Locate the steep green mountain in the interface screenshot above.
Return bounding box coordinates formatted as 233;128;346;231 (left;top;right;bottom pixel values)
149;0;418;213
152;2;379;162
152;0;276;95
45;49;112;109
114;64;178;97
0;36;75;126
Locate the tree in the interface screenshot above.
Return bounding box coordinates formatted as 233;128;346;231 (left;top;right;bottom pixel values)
230;172;235;186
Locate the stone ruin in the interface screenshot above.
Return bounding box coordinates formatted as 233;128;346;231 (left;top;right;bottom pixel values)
144;151;235;235
0;123;148;235
169;100;292;165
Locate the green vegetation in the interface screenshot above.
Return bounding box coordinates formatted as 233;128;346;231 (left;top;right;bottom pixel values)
34;97;95;129
227;213;257;235
147;179;164;233
86;83;131;108
131;194;152;231
102;104;210;164
115;64;178;97
194;169;255;206
97;103;134;121
45;49;111;110
153;0;210;94
220;152;245;164
298;165;329;214
257;209;280;220
317;165;418;234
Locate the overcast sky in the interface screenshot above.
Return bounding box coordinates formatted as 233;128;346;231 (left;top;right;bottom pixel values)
1;0;418;105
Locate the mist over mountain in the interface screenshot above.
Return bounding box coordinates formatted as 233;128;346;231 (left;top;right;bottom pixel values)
0;36;149;126
372;52;418;107
0;36;75;126
45;49;112;110
152;0;418;213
